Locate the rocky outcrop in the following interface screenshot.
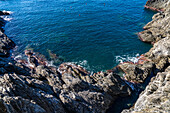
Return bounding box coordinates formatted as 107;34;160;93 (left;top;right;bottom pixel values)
118;61;154;83
144;0;169;11
0;13;15;57
0;61;132;113
122;0;170;112
122;71;170;113
138;0;170;44
0;30;16;57
118;36;170;83
36;63;131;113
145;36;170;71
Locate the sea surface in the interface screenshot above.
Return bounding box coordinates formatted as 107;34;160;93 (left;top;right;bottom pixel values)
0;0;155;72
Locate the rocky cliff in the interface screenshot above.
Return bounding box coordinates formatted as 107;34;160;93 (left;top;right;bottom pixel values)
122;0;170;112
0;0;169;112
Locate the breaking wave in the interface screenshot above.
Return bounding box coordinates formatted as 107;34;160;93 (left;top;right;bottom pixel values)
115;53;140;64
2;16;13;21
72;60;91;71
2;10;13;14
0;10;13;22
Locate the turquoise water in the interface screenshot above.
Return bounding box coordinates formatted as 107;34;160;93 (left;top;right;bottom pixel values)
1;0;155;72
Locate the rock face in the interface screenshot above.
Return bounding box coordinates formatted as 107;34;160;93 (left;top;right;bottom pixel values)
0;62;132;113
0;11;10;16
0;30;15;57
118;61;154;83
145;0;169;11
0;14;15;57
122;0;170;112
138;0;170;44
118;36;170;83
122;71;170;113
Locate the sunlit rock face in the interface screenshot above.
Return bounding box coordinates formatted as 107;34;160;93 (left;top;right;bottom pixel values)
122;0;170;112
138;0;170;44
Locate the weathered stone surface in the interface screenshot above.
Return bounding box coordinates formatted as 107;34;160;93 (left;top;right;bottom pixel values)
35;63;131;113
59;70;131;113
0;73;67;113
118;61;154;83
145;36;170;71
138;1;170;44
122;72;170;113
1;96;46;113
0;30;15;57
145;0;169;11
122;1;170;112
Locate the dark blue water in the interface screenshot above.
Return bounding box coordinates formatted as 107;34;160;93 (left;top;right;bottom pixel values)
0;0;155;72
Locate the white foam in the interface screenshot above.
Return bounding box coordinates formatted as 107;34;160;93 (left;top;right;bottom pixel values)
0;16;13;22
2;10;13;14
73;60;91;70
14;55;22;60
46;60;56;67
115;53;140;64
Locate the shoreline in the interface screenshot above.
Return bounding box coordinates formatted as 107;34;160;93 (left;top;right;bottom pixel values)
0;0;169;113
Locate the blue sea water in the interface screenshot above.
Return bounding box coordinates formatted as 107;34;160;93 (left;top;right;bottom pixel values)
0;0;155;72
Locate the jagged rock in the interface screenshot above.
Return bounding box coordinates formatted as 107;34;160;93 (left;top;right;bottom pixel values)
0;31;15;57
59;68;131;113
1;96;46;113
138;1;170;44
146;36;170;59
145;36;170;71
122;72;170;113
34;63;132;113
145;0;169;11
165;66;170;72
0;73;67;113
118;61;154;83
58;63;93;83
91;72;131;97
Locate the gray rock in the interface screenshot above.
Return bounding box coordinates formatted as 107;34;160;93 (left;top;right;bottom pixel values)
122;72;170;113
138;1;170;44
0;73;66;113
118;61;154;83
0;31;15;57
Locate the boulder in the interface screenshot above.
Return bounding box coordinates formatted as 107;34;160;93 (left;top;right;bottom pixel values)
118;61;154;83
